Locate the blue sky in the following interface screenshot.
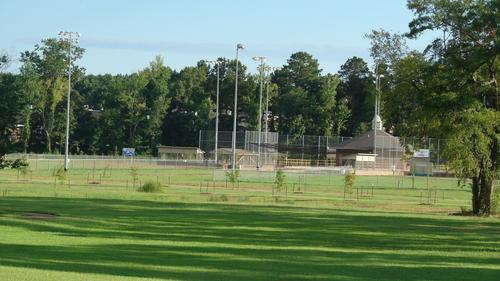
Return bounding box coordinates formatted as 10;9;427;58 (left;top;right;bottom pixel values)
1;0;434;75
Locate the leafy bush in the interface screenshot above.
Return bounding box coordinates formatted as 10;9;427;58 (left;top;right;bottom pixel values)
0;155;29;170
137;180;163;193
344;172;356;192
0;154;12;169
12;157;30;175
275;169;286;192
53;166;67;181
11;157;29;169
226;170;240;185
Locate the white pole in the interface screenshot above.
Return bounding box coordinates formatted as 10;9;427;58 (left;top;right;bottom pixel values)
214;62;220;164
257;59;264;169
59;31;80;171
64;35;71;171
232;44;244;171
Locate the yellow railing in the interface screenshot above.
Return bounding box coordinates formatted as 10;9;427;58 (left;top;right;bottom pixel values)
277;159;336;167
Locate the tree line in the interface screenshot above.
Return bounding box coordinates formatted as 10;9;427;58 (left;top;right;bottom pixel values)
1;45;371;155
0;0;498;214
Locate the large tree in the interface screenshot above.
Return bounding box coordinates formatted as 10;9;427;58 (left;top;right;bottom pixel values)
336;57;373;135
0;73;20;157
18;59;42;153
365;29;408;71
273;52;340;136
383;51;432;136
162;61;213;147
20;38;85;153
407;0;499;215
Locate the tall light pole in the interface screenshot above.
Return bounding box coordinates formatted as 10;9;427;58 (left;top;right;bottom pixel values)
373;65;384;159
253;56;266;169
232;44;245;171
58;31;80;171
206;59;223;165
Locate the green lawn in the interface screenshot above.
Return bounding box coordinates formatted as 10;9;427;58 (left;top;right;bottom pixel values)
0;165;499;280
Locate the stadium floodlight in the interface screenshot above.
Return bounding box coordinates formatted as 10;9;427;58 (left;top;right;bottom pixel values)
232;44;245;171
252;56;267;169
206;59;224;164
58;31;81;171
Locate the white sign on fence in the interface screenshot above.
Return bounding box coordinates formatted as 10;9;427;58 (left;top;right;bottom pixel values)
413;149;430;158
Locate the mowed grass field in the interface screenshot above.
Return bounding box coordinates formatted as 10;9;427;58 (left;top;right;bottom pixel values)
0;161;499;280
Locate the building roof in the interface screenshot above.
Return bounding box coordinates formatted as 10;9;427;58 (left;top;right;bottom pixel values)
333;129;401;151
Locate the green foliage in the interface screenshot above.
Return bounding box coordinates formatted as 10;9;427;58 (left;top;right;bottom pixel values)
0;52;10;71
344;172;356;192
274;169;286;192
137;180;163;193
20;38;85;153
0;156;29;172
53;166;67;182
0;73;21;155
443;109;499;180
492;187;500;215
226;170;240;185
0;156;12;169
406;0;499;215
11;157;29;170
273;52;341;136
11;158;30;175
365;29;408;68
336;57;373;135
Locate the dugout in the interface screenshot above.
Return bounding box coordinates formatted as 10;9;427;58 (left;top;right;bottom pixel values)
157;146;204;160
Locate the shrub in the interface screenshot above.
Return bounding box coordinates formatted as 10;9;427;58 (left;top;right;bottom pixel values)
137;180;163;193
344;172;356;192
275;169;286;192
12;157;30;175
11;157;29;169
53;166;67;182
0;155;29;170
0;154;12;169
226;170;240;185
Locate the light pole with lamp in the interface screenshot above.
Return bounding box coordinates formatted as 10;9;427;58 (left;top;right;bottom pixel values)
263;66;280;143
58;31;80;171
252;56;266;169
373;67;384;161
232;44;245;171
206;60;223;165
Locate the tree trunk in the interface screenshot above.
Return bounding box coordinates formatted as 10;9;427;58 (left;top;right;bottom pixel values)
45;130;52;154
479;173;492;215
472;176;480;215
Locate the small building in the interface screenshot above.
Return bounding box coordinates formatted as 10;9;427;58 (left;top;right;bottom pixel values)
334;129;404;170
157;146;204;160
411;149;432;176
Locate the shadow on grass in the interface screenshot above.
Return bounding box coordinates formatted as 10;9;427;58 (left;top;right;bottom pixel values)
0;197;499;281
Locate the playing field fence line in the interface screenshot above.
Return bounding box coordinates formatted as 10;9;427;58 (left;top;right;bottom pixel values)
199;130;450;171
